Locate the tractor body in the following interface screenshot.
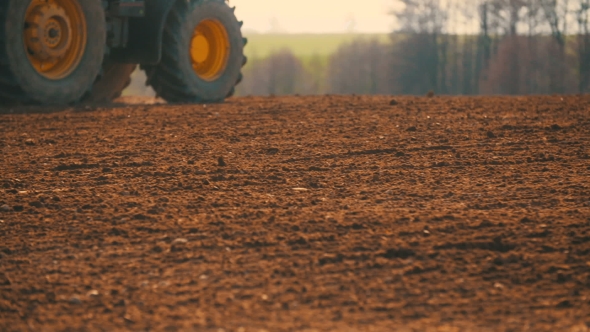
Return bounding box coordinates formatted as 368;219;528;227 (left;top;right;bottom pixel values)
108;0;175;64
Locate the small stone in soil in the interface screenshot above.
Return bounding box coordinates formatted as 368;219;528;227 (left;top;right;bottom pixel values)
69;296;82;304
29;201;43;208
406;126;417;132
487;131;496;138
1;204;10;212
389;99;399;106
218;157;227;167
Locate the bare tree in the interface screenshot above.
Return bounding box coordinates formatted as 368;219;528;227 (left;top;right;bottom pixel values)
328;39;390;95
575;0;590;92
391;0;448;93
540;0;571;92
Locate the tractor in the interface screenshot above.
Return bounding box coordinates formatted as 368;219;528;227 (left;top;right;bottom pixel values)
0;0;246;105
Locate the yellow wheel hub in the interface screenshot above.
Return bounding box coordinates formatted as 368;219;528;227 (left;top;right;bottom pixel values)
190;19;230;81
24;0;87;80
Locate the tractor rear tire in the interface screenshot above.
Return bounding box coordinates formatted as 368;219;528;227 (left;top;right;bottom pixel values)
83;62;136;103
0;0;106;105
142;0;245;103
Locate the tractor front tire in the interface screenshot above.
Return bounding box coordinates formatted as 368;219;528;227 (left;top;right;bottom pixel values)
0;0;106;105
142;0;245;103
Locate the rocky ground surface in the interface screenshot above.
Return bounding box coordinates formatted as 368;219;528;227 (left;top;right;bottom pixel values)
1;95;589;332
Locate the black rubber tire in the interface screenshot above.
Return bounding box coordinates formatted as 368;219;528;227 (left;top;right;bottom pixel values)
225;54;246;98
83;62;136;103
142;0;245;103
0;0;106;105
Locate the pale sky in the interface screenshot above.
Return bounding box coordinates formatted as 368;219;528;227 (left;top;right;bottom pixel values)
230;0;394;34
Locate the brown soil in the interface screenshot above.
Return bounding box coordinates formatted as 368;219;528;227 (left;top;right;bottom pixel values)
1;95;589;332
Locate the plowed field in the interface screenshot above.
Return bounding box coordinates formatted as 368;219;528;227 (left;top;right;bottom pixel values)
1;95;590;332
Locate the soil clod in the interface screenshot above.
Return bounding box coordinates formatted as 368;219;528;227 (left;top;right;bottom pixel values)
218;157;227;167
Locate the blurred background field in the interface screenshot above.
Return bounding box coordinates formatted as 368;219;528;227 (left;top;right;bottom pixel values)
123;33;390;98
243;33;390;59
125;0;590;98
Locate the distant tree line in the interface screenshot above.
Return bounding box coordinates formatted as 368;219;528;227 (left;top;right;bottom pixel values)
237;0;590;96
